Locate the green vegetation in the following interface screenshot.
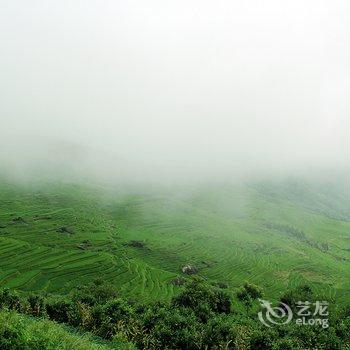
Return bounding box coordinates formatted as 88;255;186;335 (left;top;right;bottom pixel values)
0;308;133;350
0;176;350;347
0;279;349;349
0;177;349;303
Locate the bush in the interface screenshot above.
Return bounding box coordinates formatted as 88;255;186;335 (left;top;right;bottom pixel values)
0;289;26;312
92;298;136;339
140;305;202;349
237;282;263;305
45;296;79;326
280;284;314;310
272;337;301;350
71;279;119;306
202;315;237;348
0;280;349;350
27;294;45;317
250;329;274;350
0;309;131;350
172;278;231;320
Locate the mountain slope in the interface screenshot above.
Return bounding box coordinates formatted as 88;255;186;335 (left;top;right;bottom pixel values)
0;177;349;303
0;309;133;349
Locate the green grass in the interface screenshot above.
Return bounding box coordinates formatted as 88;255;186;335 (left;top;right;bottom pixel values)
0;176;349;304
0;309;133;349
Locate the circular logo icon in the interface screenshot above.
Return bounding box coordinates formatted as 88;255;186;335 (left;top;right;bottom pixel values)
258;299;293;327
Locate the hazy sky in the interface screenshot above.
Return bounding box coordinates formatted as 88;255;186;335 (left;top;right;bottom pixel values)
1;1;349;181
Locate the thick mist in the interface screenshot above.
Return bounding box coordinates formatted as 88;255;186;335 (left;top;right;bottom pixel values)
1;0;349;183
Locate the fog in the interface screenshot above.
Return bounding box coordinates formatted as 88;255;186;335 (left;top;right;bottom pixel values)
1;1;349;183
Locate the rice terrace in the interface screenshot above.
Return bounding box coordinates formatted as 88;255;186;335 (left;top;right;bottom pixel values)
1;175;350;348
1;177;350;303
1;0;350;348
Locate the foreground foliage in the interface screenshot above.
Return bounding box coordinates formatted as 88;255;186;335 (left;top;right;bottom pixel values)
0;278;349;349
0;309;134;350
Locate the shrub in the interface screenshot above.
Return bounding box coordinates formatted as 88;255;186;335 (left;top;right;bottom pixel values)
27;294;45;317
95;298;136;339
172;278;231;320
272;337;301;350
202;315;237;348
45;296;79;326
280;284;314;310
250;329;274;350
0;289;25;312
0;309;131;350
0;280;349;350
71;279;119;306
237;282;263;304
140;305;202;349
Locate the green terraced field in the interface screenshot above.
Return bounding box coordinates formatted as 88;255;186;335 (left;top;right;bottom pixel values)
0;176;350;304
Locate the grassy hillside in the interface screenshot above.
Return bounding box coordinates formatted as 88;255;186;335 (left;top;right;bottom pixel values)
0;309;133;349
0;176;349;303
